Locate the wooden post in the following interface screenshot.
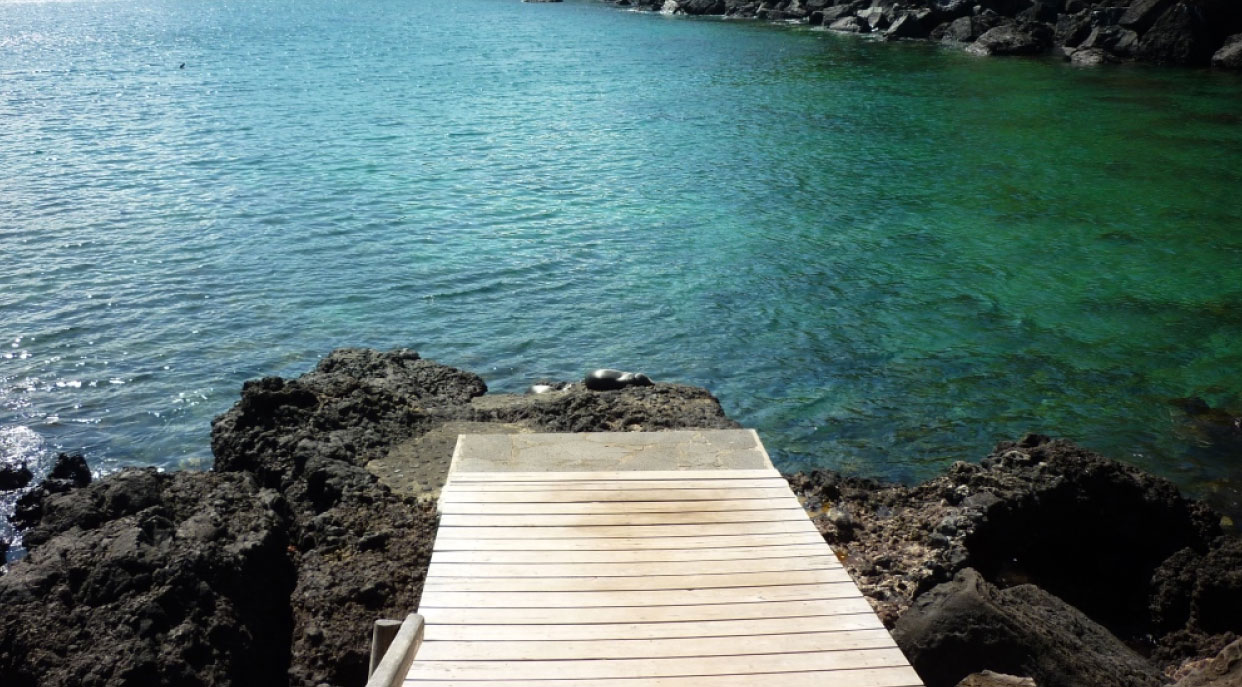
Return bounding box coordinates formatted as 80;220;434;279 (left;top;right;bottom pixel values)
366;614;424;687
368;619;403;678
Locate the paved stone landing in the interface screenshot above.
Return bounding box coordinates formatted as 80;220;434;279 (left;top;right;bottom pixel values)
449;429;774;473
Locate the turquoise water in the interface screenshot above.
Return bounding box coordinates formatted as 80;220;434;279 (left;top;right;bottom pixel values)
3;0;1242;512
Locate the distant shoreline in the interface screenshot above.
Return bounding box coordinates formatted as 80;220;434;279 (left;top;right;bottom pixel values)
600;0;1242;69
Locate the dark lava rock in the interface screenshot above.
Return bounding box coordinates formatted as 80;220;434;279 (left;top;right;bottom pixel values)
1080;25;1141;55
1121;0;1177;33
940;15;1006;41
1173;637;1242;686
12;452;92;531
0;470;294;687
787;434;1228;674
473;381;739;433
678;0;726;13
0;463;32;491
967;24;1050;55
1149;537;1242;663
887;9;936;38
1134;2;1217;65
2;347;745;686
1214;34;1242;67
829;15;871;31
1056;12;1095;48
1070;46;1121;64
894;568;1167;687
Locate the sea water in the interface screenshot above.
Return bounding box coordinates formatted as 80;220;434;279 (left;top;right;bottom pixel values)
3;0;1242;518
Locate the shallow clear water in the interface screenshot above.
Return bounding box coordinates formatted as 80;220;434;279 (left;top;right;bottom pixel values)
3;0;1242;515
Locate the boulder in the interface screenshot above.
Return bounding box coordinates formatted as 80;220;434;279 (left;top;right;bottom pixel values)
0;463;32;491
967;24;1049;55
1134;2;1217;65
1120;0;1177;32
1079;25;1140;55
888;9;936;38
894;568;1168;687
829;15;871;31
1070;46;1121;63
1055;12;1094;47
1213;33;1242;67
857;5;891;30
678;0;726;13
1018;1;1059;22
820;3;862;23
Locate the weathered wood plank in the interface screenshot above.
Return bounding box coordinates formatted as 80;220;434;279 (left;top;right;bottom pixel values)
420;614;886;641
417;583;859;609
402;666;923;686
438;499;804;515
441;478;791;491
423;556;844;578
428;543;830;564
433;520;820;540
422;569;851;592
447;469;782;482
403;646;911;680
439;488;799;503
416;628;899;661
439;509;809;527
417;597;876;624
432;532;826;551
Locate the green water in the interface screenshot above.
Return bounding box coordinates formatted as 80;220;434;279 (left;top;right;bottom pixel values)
2;0;1241;520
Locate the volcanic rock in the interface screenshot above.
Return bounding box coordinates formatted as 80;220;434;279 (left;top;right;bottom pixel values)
894;568;1166;687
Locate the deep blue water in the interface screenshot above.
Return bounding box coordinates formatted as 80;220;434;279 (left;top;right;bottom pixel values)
4;0;1242;530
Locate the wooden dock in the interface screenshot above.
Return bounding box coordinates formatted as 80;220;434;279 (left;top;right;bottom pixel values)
399;430;924;687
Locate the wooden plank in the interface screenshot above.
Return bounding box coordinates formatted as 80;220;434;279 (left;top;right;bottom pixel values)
447;469;781;482
441;478;790;491
403;646;911;680
438;499;804;515
421;614;885;641
417;597;876;624
439;509;809;527
416;628;899;661
438;488;797;503
416;583;859;609
432;532;826;551
402;666;923;687
433;521;819;540
422;569;851;592
429;543;831;564
423;556;844;578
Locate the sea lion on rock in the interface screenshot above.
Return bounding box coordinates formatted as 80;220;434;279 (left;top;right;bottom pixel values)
584;369;653;391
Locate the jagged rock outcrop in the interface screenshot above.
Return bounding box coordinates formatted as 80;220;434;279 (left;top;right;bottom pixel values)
2;348;738;687
788;433;1238;680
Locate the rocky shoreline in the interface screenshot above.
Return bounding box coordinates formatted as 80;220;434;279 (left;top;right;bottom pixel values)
606;0;1242;68
2;347;1240;686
